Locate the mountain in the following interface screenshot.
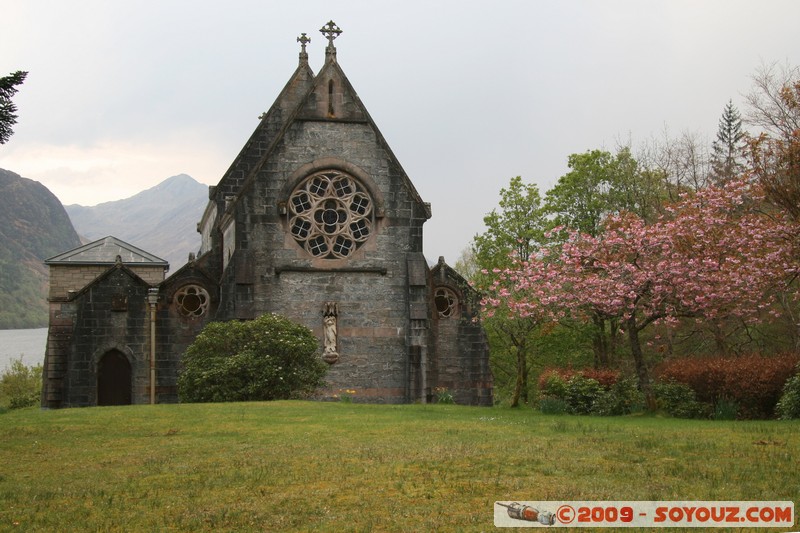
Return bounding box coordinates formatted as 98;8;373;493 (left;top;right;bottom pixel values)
0;168;82;328
65;174;208;272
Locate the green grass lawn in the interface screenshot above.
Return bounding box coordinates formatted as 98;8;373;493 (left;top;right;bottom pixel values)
1;402;797;532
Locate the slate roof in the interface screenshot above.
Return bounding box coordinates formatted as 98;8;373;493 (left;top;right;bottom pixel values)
44;236;168;267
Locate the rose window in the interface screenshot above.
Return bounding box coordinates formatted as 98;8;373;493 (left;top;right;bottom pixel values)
175;285;210;318
288;170;373;259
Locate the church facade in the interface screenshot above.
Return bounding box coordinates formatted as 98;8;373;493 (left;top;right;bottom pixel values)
42;22;493;408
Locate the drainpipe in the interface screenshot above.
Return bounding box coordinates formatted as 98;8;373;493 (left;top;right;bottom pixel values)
147;287;159;404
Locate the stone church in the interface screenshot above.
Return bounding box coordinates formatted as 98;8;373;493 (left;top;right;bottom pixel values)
42;22;493;408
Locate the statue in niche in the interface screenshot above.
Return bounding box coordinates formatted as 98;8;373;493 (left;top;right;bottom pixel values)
322;302;339;364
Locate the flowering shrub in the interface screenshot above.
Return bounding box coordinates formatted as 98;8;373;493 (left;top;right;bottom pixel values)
434;387;455;404
178;313;327;403
336;389;357;403
655;354;799;419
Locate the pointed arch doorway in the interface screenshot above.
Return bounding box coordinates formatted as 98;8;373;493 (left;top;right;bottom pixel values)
97;350;132;406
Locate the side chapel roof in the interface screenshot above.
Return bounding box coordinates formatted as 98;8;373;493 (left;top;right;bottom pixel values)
44;236;168;267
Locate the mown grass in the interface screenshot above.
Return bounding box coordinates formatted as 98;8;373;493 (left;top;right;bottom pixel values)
1;402;798;532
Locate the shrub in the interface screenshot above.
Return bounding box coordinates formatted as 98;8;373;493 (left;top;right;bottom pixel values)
655;354;799;419
539;369;640;416
178;313;327;403
538;372;568;399
0;358;42;409
564;375;604;415
775;369;800;420
652;380;709;419
538;367;620;391
591;378;645;416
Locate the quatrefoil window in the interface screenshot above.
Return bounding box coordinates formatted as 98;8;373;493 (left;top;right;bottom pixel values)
175;285;210;319
288;170;373;259
434;287;459;318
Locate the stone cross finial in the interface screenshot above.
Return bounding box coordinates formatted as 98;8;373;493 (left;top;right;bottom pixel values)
297;33;311;54
297;32;310;63
320;20;342;51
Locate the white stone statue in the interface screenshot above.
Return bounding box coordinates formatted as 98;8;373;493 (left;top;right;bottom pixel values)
322;302;339;364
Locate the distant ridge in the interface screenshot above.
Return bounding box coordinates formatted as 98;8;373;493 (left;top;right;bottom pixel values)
0;168;82;328
65;174;208;271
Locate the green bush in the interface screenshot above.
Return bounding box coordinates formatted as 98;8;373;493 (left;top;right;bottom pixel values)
652;381;709;419
539;373;568;399
0;358;42;409
775;370;800;420
539;372;642;416
564;375;604;415
178;313;327;403
591;378;645;416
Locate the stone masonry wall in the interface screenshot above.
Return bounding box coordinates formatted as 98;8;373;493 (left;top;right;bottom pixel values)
59;268;153;407
218;117;429;402
49;264;165;300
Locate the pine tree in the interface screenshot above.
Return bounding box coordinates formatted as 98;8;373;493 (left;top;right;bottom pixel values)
0;71;29;145
711;99;745;183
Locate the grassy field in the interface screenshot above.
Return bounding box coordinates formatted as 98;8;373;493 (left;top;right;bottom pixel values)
1;402;798;532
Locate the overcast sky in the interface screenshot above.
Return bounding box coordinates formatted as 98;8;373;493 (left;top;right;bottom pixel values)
2;0;799;263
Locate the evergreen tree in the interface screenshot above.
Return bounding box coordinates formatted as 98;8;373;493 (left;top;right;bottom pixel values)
0;71;28;145
711;99;746;183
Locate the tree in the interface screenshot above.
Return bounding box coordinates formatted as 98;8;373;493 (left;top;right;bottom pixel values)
711;100;746;183
472;176;548;406
0;71;28;145
543;147;670;366
473;176;547;268
637;129;713;199
178;313;327;403
745;65;800;348
744;61;800;141
484;179;797;406
544;150;615;237
745;64;800;223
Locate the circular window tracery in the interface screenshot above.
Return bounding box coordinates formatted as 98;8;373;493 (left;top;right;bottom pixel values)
175;285;210;318
434;287;459;318
288;170;373;259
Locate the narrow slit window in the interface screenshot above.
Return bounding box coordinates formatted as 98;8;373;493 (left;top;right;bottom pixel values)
328;79;335;116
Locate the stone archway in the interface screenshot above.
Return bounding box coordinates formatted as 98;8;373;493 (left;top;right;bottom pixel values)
97;349;132;406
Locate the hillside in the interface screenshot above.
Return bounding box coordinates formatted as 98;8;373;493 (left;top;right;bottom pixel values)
65;174;208;271
0;168;82;328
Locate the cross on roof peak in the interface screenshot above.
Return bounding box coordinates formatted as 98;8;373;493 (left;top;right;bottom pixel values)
297;32;310;63
320;20;342;52
297;32;311;53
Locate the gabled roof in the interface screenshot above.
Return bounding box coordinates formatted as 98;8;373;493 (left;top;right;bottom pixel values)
222;23;430;217
45;236;168;267
211;55;316;198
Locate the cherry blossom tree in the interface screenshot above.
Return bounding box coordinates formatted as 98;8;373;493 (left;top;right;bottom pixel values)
483;179;798;405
